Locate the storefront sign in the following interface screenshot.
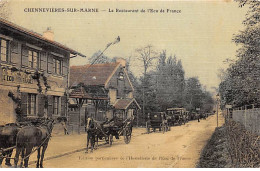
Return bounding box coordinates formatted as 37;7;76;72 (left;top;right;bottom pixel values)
1;68;33;84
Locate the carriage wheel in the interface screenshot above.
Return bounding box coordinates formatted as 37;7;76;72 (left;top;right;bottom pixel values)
109;134;113;146
123;128;131;144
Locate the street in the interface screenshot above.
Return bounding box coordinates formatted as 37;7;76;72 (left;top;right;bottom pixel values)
19;113;224;168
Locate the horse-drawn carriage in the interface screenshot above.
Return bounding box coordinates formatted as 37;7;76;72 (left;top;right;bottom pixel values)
85;116;133;153
146;112;170;134
166;108;187;126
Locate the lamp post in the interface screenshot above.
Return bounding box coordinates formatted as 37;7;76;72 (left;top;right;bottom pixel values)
216;93;220;127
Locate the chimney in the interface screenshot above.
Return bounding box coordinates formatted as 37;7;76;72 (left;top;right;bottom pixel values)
43;27;54;41
116;57;126;67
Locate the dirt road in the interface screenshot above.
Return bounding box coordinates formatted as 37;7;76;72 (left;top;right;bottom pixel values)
40;113;224;168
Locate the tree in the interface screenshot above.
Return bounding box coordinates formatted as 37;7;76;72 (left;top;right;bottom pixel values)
219;0;260;108
155;51;186;110
185;77;203;111
89;50;111;64
135;45;158;117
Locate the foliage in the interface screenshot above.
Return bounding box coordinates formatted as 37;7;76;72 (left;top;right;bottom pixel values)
134;50;214;121
8;88;22;122
219;0;260;108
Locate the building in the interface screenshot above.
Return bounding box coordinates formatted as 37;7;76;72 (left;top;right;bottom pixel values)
0;18;84;125
69;59;140;132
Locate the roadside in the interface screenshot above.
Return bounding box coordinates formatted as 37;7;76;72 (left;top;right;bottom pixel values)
197;126;232;168
197;115;260;168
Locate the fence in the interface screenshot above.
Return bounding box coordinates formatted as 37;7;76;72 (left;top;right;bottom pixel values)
233;108;260;135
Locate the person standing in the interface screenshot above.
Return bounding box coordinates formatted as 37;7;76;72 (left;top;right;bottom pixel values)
61;118;69;135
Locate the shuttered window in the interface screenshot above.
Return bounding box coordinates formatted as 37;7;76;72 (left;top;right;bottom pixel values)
28;93;37;116
0;39;8;62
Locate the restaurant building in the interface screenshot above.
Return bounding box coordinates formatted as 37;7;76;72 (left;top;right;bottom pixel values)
0;18;84;125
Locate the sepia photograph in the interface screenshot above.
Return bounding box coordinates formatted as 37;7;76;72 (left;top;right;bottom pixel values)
0;0;259;168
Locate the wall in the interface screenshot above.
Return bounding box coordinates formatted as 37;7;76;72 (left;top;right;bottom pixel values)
233;108;260;135
0;87;16;124
109;89;117;104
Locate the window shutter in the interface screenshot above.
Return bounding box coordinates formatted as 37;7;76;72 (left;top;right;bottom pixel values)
10;41;19;64
61;96;67;116
47;95;53;118
21;92;28;116
21;46;28;66
62;59;68;77
38;94;45;117
47;54;53;74
40;52;47;71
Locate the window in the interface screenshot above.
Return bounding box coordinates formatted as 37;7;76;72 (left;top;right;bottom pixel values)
28;50;38;68
0;39;8;62
53;96;61;116
53;58;62;75
28;94;37;116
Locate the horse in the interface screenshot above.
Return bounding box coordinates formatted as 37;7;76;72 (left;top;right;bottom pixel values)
0;123;20;167
85;117;104;153
14;119;54;168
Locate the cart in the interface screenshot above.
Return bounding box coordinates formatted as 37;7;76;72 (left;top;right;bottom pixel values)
146;112;169;134
167;108;186;126
97;117;133;146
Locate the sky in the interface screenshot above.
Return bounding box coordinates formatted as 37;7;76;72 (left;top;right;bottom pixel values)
7;0;248;92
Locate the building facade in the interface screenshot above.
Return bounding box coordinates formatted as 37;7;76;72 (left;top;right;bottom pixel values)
0;19;84;124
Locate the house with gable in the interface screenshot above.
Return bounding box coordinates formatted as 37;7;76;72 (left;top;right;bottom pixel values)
69;58;140;129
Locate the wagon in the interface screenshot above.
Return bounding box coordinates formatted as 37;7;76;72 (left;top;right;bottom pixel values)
98;117;133;146
166;108;186;126
146;112;169;134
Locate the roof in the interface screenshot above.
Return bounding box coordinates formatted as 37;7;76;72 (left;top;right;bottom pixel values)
0;18;85;57
114;98;141;110
70;62;121;87
69;86;109;100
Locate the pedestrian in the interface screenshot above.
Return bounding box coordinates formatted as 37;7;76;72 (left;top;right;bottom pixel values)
61;118;69;135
